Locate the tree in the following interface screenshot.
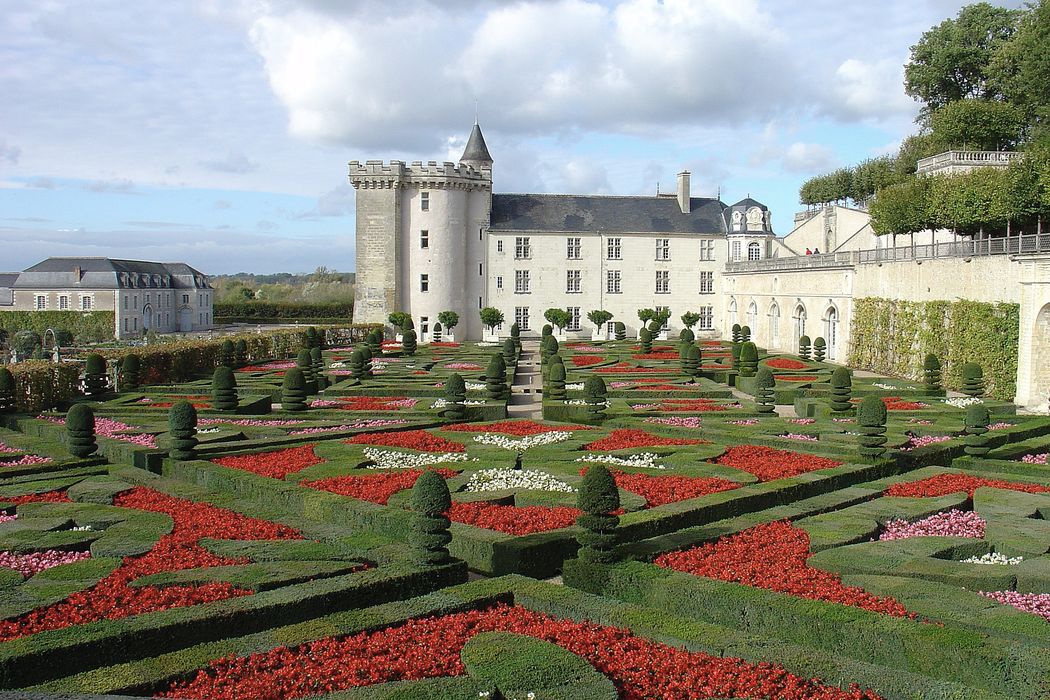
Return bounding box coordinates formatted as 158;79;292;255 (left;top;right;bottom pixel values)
388;312;412;330
869;176;936;236
637;308;655;324
638;327;653;354
587;309;613;330
402;328;418;356
12;330;41;358
510;322;521;351
282;368;308;411
212;367;238;411
480;307;504;334
575;465;620;563
857;395;888;462
895;133;940;176
411;470;453;565
0;368;14;413
83;354;108;397
930;98;1028;151
852;156;904;202
680;311;701;329
829;367;853;413
544;308;571;332
992;0;1050;141
437;311;460;333
652;308;672;327
67;403;97;458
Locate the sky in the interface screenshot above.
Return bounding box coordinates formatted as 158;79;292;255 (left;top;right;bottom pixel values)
0;0;1021;274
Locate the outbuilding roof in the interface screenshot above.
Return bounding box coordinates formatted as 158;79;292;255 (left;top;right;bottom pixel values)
490;194;728;234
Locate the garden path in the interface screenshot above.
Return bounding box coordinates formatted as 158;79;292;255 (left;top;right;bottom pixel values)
507;341;543;419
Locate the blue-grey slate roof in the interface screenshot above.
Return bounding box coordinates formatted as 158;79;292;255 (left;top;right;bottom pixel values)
490;194;728;234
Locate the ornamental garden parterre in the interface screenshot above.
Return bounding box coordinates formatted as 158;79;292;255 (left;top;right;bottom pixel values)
1;326;1050;698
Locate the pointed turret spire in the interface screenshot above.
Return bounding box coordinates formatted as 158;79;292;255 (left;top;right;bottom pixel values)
460;122;493;166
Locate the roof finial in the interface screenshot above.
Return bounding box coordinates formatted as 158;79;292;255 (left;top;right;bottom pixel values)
656;181;660;195
474;98;479;125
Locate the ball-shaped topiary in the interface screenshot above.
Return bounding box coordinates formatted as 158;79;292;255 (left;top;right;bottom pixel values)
638;327;653;354
857;395;888;462
83;353;109;397
411;469;453;565
798;335;812;361
443;373;467;420
923;354;942;394
168;400;198;461
679;328;695;344
547;359;567;401
282;368;308;412
754;368;776;414
402;328;418;356
575;464;620;563
964;404;991;456
583;375;607;421
812;337;826;363
502;338;517;366
485;354;508;401
234;339;248;367
614;322;626;341
738;342;758;377
296;349;316;392
66;403;97;458
218;339;235;368
731;323;742;344
118;354;140;391
961;362;984;398
0;367;15;413
310;346;327;390
740;325;751;343
211;366;238;411
829;367;853;413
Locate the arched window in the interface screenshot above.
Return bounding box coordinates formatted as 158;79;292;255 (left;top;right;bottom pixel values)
769;302;780;348
727;298;738;330
746;301;758;335
747;242;761;261
824;306;839;360
793;304;807;346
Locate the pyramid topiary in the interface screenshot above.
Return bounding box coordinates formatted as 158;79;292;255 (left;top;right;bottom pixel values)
168;400;198;461
964;404;991;456
923;354;942;394
282;368;308;412
576;464;620;563
740;325;751;343
118;354;140;391
66;403;97;458
411;469;453;565
755;368;776;414
961;362;984;398
83;353;109;397
485;354;508;401
857;395;888;462
812;337;826;363
211;366;238;411
311;347;327;390
234;339;248;367
731;323;742;344
639;327;653;354
798;335;812;361
583;375;607;421
402;328;417;356
443;374;467;420
218;339;235;368
502;338;517;367
0;367;15;414
547;359;567;401
738;342;758;377
614;322;626;341
829;367;853;413
349;349;366;383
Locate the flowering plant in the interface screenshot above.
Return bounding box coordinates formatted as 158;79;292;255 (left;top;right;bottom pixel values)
448;502;579;535
444;420;590;436
304;468;458;504
200;418;308;427
898;434;953;451
1022;453;1049;464
444;362;482;370
0;549;91;577
980;591;1050;621
472;432;572;451
963;552;1023;565
40;415;156;448
212;444;324;480
362;447;475;470
715;445;842;481
349;430;465;452
781;433;818;442
879;509;985;540
582;429;708;451
289;420;408;435
765;358;809;370
570;355;605;367
884;473;1050;498
576;452;666;470
600;469;738;507
463;469;574;493
944;396;984;408
645;416;703;428
0;455;54;467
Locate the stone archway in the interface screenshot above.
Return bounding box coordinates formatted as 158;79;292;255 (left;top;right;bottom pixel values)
1026;303;1050;412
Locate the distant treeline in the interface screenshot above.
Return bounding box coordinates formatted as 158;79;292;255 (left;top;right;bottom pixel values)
213;302;353;323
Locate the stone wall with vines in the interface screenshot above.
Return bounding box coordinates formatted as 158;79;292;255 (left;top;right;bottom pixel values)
847;297;1019;400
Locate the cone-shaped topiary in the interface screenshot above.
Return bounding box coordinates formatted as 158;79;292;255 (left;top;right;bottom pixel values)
282;368;308;412
755;368;776;414
961;362;984;398
502;338;517;367
738;342;758;377
211;366;238;411
923;354;942;394
411;469;453;565
798;335;812;361
218;339;235;368
66;403;97;458
510;322;521;352
443;373;466;420
639;327;653;354
547;359;567;401
118;354;140;391
964;404;991;456
740;325;751;343
583;375;607;421
297;349;316;392
168;400;198;461
731;323;742;344
812;337;826;363
614;322;626;341
576;464;620;563
402;328;417;356
857;395;888;462
234;339;248;367
0;367;15;414
485;354;508;401
83;353;108;397
829;367;853;413
310;346;327;390
349;349;366;383
679;328;695;344
731;341;742;372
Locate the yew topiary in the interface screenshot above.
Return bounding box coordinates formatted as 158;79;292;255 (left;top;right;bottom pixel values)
0;368;15;413
443;373;467;420
812;337;826;363
740;325;751;343
212;366;238;411
510;322;521;352
168;400;198;461
234;339;248;367
219;339;235;368
485;354;508;401
367;329;382;356
305;326;320;349
402;328;417;356
857;395;888;462
282;368;308;412
83;353;109;397
118;354;140;391
961;362;984;398
311;346;327;390
639;327;653;354
547;359;567;400
829;367;853;412
731;323;742;344
923;354;942;394
576;464;620;563
542;324;553;338
297;349;316;391
679;328;695;344
502;338;517;366
583;375;607;421
731;341;742;372
738;342;758;377
614;322;626;341
411;469;453;565
964;404;991;456
66;403;97;458
349;349;366;383
798;335;812;361
360;344;374;377
684;345;701;380
755;368;776;413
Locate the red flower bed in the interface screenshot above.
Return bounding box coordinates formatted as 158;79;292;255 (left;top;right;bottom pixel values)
7;491;71;505
429;342;460;347
715;445;842;481
656;521;913;619
702;340;724;346
0;488;302;642
161;603;882;700
305;469;457;505
884;473;1050;498
774;375;820;382
412;370;428;375
443;420;591;436
881;396;927;411
583;429;708;451
212;444;325;480
336;397;416;411
596;468;739;507
632;352;679;360
631;383;700;391
571;355;605;367
148;402;211;409
766;358;810;370
348;430;465;452
657;399;732;412
447;502;579;535
595;362;665;373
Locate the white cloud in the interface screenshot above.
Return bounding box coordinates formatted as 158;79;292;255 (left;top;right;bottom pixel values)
781;142;835;173
199;151;259;174
0;140;21;164
83;178;135;194
831;57;917;122
558;159;611;194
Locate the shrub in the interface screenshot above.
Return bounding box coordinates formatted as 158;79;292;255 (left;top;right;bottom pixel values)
485;354;508;401
798;335;812;360
679;328;695;344
431;322;442;341
755;368;776;413
544;308;571;332
118;354;140;391
857;395;888;462
0;368;14;414
83;353;109;397
738;342;758;377
547;359;567;400
306;325;323;349
212;301;352;323
360;344;374;377
310;347;327;390
366;329;382;356
502;338;517;366
576;464;620;563
4;362;79;412
961;362;984;398
510;322;521;351
388;312;412;330
829;367;853;412
731;323;742;344
542;324;553;338
218;339;235;368
813;337;826;363
583;375;607;421
349;349;366;383
296;349;316;391
923;353;942;394
12;330;42;358
964;405;991;456
681;345;699;378
411;470;453;565
211;366;238;412
282;368;308;412
443;374;466;420
638;327;653;354
234;339;248;367
168;400;198;461
66;403;97;458
402;328;417;356
740;325;751;343
614;322;626;341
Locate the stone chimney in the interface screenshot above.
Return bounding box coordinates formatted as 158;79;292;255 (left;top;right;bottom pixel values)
677;171;690;214
73;266;82;283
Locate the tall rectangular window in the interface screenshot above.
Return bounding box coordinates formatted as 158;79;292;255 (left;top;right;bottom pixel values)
566;237;582;259
731;241;741;261
566;270;581;293
699;270;714;294
606;270;621;294
699;239;715;260
607;237;621;260
420;316;429;336
497;240;503;253
81;296;92;310
514;270;530;293
496;276;503;290
479;263;483;276
420;230;429;248
515;236;531;260
699;305;714;330
566;307;581;331
656;238;670;260
124;296;129;310
35;295;46;310
420;274;429;292
655;270;670;294
515;306;530;331
420;191;429;211
58;295;69;310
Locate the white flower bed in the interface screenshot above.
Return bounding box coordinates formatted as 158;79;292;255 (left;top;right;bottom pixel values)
472;431;572;451
565;383;583;390
945;396;984;408
463;468;575;493
330;361;347;368
962;552;1024;565
431;398;486;409
576;452;666;470
564;399;608;406
873;382;917;390
363;447;476;470
465;382;486;390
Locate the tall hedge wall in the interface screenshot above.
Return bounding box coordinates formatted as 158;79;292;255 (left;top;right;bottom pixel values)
0;311;114;342
1;360;81;412
847;297;1019;400
214;302;353;323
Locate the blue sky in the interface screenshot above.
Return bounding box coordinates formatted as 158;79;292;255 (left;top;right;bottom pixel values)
0;0;1020;274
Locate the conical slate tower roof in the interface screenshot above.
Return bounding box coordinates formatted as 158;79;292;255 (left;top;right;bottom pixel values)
460;123;493;165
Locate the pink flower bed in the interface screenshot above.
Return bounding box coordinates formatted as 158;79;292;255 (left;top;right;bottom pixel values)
788;418;816;425
0;443;17;454
289;420;408;435
0;514;17;524
781;433;818;442
727;419;759;426
644;417;703;428
1022;453;1049;464
879;509;985;541
988;422;1013;431
980;591;1050;621
899;434;953;451
0;549;91;577
199;419;308;427
444;362;481;370
0;455;53;467
39;416;157;448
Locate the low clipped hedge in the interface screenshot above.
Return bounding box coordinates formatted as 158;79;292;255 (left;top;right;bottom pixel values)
0;311;114;343
213;302;354;322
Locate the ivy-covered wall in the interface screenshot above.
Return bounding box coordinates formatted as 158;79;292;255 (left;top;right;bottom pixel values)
0;311;115;342
847;297;1019;400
